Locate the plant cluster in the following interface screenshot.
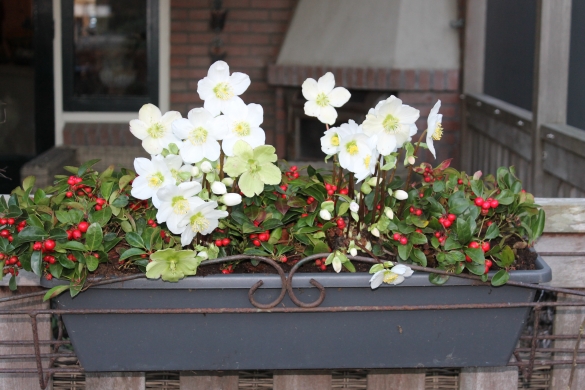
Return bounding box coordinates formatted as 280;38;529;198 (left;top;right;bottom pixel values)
0;61;545;298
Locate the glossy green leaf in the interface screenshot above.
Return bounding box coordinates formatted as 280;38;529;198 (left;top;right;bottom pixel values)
491;269;510;286
85;223;103;251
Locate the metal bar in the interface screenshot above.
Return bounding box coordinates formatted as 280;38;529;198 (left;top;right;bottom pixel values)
515;348;585;353
526;308;541;381
0;340;71;346
520;334;583;340
0;353;76;359
29;314;48;390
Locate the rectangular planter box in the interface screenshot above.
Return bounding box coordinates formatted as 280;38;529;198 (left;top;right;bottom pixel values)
44;257;551;372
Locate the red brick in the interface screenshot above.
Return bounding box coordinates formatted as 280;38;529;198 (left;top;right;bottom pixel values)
250;22;288;33
223;0;251;7
188;9;210;20
418;70;431;90
171;45;207;56
436;92;461;104
171;9;189;20
390;69;402;89
249;45;278;57
172;0;200;8
223;45;251;56
171;21;208;32
270;10;292;21
171;68;205;78
432;70;445;90
228;33;270;45
404;70;416;90
188;56;215;67
171;56;188;67
171;33;188;44
230;9;270;21
399;92;435;104
270;33;286;45
224;21;250;33
171;92;199;103
251;0;292;8
171;80;188;92
188;32;215;44
446;70;459;91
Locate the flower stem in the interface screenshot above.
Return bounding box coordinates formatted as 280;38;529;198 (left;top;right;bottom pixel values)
371;157;382;221
219;143;225;181
403;130;427;192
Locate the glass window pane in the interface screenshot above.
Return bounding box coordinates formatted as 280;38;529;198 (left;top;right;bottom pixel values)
72;0;148;98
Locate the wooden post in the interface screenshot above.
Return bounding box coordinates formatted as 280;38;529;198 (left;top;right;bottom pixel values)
85;372;145;390
0;287;52;390
273;371;331;390
459;367;518;390
531;0;572;195
367;369;425;389
179;371;238;390
461;0;487;172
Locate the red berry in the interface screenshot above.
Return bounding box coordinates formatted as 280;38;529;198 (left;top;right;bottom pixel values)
399;237;408;245
327;189;335;195
259;233;269;242
481;242;491;253
43;255;53;262
469;242;480;249
7;218;14;225
16;226;23;233
95;205;102;211
78;221;89;233
320;264;327;271
222;238;231;246
325;184;332;190
465;255;472;262
486;221;493;226
485;259;493;268
66;192;73;198
340;188;348;195
253;239;261;247
96;198;106;206
9;256;17;265
215;239;223;247
222;269;229;274
419;192;424;198
301;213;308;217
72;230;82;240
443;220;452;228
424;177;431;183
315;259;322;266
43;239;56;251
77;191;85;196
415;209;422;216
33;242;42;251
290;166;298;172
45;274;53;280
281;194;287;199
280;256;288;263
438;217;445;224
7;236;12;242
490;200;499;208
481;209;489;216
67;178;75;186
415;229;423;233
75;177;83;184
393;233;401;241
409;207;415;213
332;185;337;191
307;196;315;203
481;202;491;210
485;265;490;274
250;234;258;239
438;236;446;243
92;253;99;258
447;214;456;221
0;218;6;225
457;179;463;184
147;219;154;225
434;232;441;238
474;197;484;206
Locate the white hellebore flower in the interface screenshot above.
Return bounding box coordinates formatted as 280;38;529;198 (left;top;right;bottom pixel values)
319;209;332;221
320;119;362;155
191;166;200;177
221;193;242;206
369;264;414;289
349;201;360;213
172;108;229;164
155;182;203;234
393;190;409;200
131;155;175;208
162;154;192;185
177;200;229;246
337;133;378;182
211;181;227;195
196;60;251;116
200;161;213;173
129;104;182;155
302;72;351;125
426;100;443;159
219;102;266;156
384;207;394;219
362;96;420;155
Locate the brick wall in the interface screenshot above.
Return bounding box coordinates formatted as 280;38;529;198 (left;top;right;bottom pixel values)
170;0;298;146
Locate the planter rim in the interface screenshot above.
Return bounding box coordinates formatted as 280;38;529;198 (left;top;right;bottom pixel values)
41;254;551;290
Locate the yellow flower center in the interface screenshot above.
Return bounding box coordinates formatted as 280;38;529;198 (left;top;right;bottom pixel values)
169;260;176;272
189;127;208;146
170;169;182;183
147;172;165;188
363;155;371;169
315;92;330;107
331;134;339;146
190;212;210;234
213;82;234;101
147;122;166;139
383;272;399;284
171;196;190;215
233;121;251;137
345;140;359;156
382;114;400;133
432;123;443;141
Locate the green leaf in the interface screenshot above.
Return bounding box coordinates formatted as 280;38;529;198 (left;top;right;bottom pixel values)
409;232;427;245
85;255;99;272
491;269;510;286
34;189;47;204
89;206;113;226
470;180;483;198
43;285;69;301
410;248;427;266
432;180;445;193
5;205;22;218
85;223;103;251
484;223;500;240
119;174;134;190
16;226;49;243
397;242;412;261
9;275;16;291
58;255;76;269
444;237;462;250
23;175;36;191
429;273;450;285
49;228;68;241
456;218;472;245
464;247;485;264
498;245;515;267
111;195;129;208
49;263;63;278
466;262;486;276
31;250;42;276
27;215;44;229
445;251;465;264
120;248;148;261
55;210;71;224
126;232;146;248
100;181;115;200
59;241;87;251
268;227;283;244
261;218;283;230
496;189;515;205
77;159;100;176
261;241;274;254
532;209;545;241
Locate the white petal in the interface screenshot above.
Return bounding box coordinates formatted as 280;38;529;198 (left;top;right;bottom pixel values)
156;204;174;223
376;133;397;156
246;127;266;148
211;115;230;140
304;100;321;117
179;143;205;164
221;136;238;156
203;97;222;117
246;104;264;127
369;271;384;289
172;118;194;140
229;72;251;95
301;78;319;100
220;96;247;116
129;120;148;140
328;87;351;107
397;105;420;124
427;137;437;159
391;275;405;285
197;78;215;100
134;157;153;176
392;264;409;275
179;181;203;197
180;228;196;247
138;103;162;124
317;105;338;125
142;137;163;155
317;72;335;94
187;107;213;126
207;60;230;81
332;257;342;273
131;181;153;200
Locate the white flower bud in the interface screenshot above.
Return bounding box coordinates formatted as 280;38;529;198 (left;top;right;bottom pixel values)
384;207;394;219
407;156;416;165
211;181;227;195
367;177;381;187
319;209;332;221
350;201;360;213
221;193;242;206
473;170;483;180
349;248;357;257
365;241;372;251
371;227;380;237
201;161;213;173
221;177;234;187
393;190;408;200
191;166;200;177
197;251;208;260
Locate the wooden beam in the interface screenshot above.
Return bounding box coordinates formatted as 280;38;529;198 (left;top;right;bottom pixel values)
367;369;426;389
461;0;487;171
273;371;331;390
85;372;145;390
459;367;518;390
179;371;238;390
531;0;572;195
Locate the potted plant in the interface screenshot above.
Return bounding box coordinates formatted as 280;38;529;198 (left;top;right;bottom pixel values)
0;61;549;371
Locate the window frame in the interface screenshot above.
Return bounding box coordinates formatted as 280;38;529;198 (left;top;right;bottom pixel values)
61;0;159;112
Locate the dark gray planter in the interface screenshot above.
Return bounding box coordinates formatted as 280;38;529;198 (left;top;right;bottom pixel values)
43;256;551;372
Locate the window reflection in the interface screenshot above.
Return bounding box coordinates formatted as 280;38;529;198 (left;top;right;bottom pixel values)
72;0;148;97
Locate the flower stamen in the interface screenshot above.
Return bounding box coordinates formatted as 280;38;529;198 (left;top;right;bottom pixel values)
213;82;234;101
233;121;251;137
147;172;165;188
383;272;399;284
189;127;208;146
171;196;190;215
189;212;210;234
315;92;330;107
331;134;340;146
382;114;400;133
345;140;359;156
147;123;165;139
432;123;443;141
